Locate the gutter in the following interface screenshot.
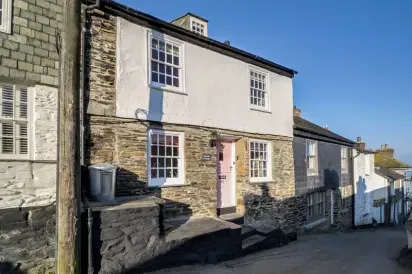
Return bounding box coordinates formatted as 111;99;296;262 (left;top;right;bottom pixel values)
83;0;297;78
80;1;102;273
293;128;355;147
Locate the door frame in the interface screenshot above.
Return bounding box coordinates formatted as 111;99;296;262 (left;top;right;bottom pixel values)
216;140;236;215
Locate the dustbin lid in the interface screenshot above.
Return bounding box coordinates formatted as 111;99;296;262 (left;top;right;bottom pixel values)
89;163;117;171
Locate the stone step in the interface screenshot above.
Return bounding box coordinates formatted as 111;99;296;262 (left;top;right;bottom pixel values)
241;225;257;240
218;213;244;225
241;234;266;253
250;222;289;245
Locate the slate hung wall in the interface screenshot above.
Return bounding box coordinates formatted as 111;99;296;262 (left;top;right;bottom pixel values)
85;5;299;230
0;0;62;271
293;125;354;232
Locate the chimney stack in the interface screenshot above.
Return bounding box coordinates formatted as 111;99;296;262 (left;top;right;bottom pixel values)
293;106;301;117
377;143;394;158
356;136;366;151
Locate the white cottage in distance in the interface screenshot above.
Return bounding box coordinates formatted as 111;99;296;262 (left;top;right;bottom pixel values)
353;137;404;226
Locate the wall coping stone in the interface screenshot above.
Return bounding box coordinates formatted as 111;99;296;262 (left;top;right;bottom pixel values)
305;217;328;230
84;195;164;212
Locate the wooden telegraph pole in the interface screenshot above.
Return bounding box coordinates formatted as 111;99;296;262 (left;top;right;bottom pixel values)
57;0;81;272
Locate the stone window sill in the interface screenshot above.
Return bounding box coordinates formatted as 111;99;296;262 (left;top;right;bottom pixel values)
147;183;191;188
305;217;327;229
250;180;276;184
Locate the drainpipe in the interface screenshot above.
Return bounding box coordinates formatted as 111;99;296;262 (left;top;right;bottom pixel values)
81;1;102;273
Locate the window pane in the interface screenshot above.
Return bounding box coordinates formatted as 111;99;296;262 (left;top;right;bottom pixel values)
166;169;172;178
173;78;179;87
167;54;172;64
151;157;157;167
151;169;157;178
159;41;165;51
152;38;158;49
151;61;158;72
166;146;172;156
172;147;178;157
159;74;165;84
173;56;179;66
166;158;171;168
151;72;158;83
172;169;178;178
159;169;165;178
159;145;165;156
166;43;172;53
166;65;172;75
151;145;158;156
159;51;165;62
172;136;179;146
173;46;179;56
151;49;158;60
166;76;172;85
151;134;158;144
172;158;178;168
159;63;165;73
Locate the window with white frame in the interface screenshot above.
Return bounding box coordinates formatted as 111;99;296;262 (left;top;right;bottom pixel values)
341;147;348;172
0;0;12;34
149;33;183;91
307;191;325;222
249;69;268;110
148;129;184;186
249;140;272;182
306;140;317;174
191;20;205;35
0;84;29;158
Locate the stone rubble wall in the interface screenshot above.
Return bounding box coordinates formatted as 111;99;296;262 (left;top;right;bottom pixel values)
0;204;56;273
87;115;296;228
86;201;241;274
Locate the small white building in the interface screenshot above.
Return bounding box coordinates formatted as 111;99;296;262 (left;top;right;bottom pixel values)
353;137;405;226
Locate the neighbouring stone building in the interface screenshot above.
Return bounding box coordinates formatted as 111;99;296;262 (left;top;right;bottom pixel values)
84;0;298;231
292;107;355;232
0;0;62;272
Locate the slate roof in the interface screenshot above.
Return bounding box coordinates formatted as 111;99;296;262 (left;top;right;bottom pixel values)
374;153;411;169
86;0;297;78
293;116;355;146
375;165;404;181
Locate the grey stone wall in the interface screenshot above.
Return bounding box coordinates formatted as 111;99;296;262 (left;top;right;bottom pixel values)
86;200;241;274
293;136;354;232
0;205;55;273
0;0;62;85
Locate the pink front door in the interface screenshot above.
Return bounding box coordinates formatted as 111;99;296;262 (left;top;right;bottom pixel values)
217;141;235;209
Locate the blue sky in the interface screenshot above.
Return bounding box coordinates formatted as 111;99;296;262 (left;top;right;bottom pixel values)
119;0;412;163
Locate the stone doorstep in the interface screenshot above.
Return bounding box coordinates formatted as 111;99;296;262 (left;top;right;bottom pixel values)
165;216;241;243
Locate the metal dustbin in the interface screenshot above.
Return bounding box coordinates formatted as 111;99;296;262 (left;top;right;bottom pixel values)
89;163;117;202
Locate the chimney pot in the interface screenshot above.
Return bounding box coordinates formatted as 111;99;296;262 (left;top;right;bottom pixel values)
224;40;230;46
357;137;362;142
293;106;301;117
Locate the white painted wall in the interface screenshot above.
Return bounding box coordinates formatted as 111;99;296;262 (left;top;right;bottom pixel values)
354;150;388;225
0;85;57;209
116;18;294;137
